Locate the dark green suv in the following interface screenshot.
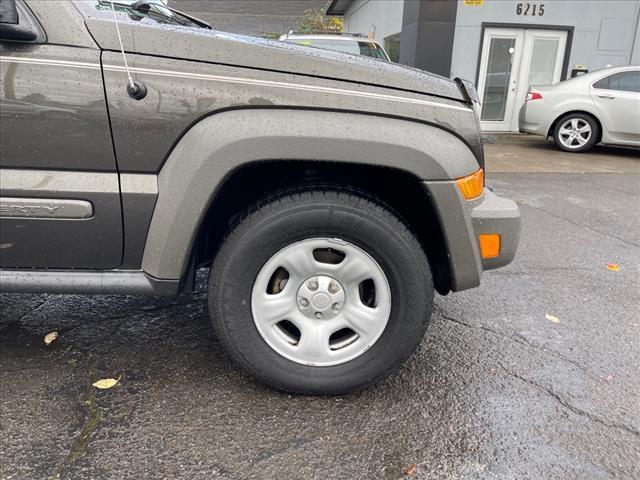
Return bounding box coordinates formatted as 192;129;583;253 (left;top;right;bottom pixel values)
0;0;520;394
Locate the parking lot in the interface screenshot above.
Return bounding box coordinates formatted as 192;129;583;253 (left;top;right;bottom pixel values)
1;135;639;480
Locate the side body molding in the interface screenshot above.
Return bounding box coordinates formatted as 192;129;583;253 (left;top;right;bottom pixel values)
142;109;480;280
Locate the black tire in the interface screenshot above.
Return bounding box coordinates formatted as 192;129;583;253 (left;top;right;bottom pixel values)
552;112;599;153
208;188;433;395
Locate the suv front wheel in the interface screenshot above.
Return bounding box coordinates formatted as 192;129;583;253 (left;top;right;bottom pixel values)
208;188;433;395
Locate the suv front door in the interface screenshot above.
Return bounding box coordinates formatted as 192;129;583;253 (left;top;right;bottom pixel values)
0;1;123;269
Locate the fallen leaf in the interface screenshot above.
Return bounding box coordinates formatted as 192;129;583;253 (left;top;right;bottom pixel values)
92;377;120;389
44;331;58;345
545;313;560;323
606;263;620;272
405;463;417;476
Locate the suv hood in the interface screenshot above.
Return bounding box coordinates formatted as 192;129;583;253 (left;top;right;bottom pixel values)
85;19;466;102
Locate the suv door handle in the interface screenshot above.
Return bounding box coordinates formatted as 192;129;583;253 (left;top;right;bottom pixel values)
597;94;615;99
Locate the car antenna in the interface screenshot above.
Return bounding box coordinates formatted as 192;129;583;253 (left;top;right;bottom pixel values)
109;0;147;100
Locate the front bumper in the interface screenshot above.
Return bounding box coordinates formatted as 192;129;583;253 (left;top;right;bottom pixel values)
423;182;520;292
470;188;520;271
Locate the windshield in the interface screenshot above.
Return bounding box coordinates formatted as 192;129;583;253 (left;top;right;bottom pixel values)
287;38;389;61
74;1;209;29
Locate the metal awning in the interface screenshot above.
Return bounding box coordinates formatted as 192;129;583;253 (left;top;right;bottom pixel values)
326;0;354;16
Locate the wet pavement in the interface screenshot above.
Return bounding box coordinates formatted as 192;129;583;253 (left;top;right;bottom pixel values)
1;140;639;479
484;133;640;174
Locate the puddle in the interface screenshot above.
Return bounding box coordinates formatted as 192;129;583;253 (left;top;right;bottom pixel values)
0;322;49;358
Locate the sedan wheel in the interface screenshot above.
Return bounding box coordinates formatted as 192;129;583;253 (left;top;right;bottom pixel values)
553;113;599;153
558;118;591;149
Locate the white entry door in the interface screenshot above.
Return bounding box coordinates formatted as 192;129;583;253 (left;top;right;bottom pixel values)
478;27;567;131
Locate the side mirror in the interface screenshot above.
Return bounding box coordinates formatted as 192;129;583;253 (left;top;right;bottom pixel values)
0;0;45;43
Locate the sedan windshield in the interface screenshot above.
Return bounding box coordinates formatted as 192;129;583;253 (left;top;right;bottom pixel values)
287;38;389;61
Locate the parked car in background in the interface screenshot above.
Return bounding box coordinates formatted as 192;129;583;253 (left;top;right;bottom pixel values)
278;32;390;61
519;66;640;152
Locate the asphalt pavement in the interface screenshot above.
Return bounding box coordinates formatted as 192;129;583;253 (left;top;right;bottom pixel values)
1;135;639;479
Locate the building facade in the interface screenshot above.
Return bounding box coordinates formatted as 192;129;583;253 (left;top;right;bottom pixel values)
328;0;640;131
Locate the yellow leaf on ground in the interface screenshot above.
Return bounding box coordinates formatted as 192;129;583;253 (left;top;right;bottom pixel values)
44;331;58;345
92;377;120;389
405;464;417;476
606;263;620;272
545;313;560;323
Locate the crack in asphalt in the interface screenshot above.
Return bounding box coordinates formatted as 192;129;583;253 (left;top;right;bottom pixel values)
51;355;102;480
433;305;593;376
517;202;640;248
437;306;640;402
492;266;592;275
434;306;640;438
498;364;640;438
587;179;640;198
16;295;50;324
254;436;317;464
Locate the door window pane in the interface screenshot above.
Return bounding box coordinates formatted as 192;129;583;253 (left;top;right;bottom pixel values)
384;33;401;63
481;37;515;121
594;71;640;92
527;38;559;86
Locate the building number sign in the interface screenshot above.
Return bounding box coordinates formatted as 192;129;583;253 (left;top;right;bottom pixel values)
516;3;545;16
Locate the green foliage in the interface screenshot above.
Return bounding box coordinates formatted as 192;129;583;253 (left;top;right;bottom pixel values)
297;9;343;34
263;32;282;40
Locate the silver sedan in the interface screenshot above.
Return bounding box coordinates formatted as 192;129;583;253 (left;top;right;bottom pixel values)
519;66;640;152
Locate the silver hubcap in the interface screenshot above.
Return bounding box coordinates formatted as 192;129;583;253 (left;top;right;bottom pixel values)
559;118;591;149
297;275;346;321
251;238;391;366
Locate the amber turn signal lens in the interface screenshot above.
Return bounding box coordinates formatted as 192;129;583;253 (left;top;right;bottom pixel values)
479;234;500;259
455;169;484;200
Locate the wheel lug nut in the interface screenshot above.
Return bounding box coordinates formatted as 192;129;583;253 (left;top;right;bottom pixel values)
307;279;318;290
299;298;309;307
331;303;340;312
328;282;340;293
314;312;323;320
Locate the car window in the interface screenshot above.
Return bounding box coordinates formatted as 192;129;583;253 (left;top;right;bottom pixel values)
73;1;207;29
288;39;388;60
593;71;640;93
356;41;388;60
0;0;19;24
